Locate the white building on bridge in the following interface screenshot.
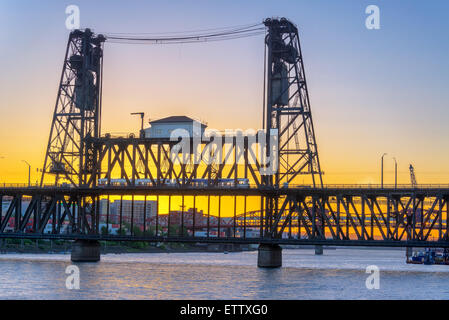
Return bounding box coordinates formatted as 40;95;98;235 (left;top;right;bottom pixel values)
144;116;207;139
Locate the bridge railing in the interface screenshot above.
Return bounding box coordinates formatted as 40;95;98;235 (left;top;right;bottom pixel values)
0;183;60;188
320;184;449;189
1;182;449;190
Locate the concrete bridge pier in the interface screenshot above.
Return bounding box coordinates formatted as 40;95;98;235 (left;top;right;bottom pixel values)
257;244;282;268
71;240;101;262
315;245;324;255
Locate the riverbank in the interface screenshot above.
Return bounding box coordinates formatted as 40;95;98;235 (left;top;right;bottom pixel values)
0;239;410;255
0;239;257;255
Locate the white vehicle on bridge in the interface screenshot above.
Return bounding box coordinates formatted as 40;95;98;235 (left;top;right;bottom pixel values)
191;179;209;188
97;178;108;186
135;179;153;186
97;179;127;187
97;177;250;188
163;179;178;187
236;178;250;188
217;178;250;188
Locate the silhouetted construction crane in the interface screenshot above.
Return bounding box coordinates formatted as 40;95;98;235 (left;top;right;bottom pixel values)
409;164;418;187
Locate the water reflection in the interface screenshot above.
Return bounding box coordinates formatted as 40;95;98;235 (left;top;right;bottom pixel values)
0;248;448;299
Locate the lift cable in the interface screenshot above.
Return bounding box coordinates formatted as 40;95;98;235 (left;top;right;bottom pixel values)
103;23;265;44
106;32;265;45
100;21;263;36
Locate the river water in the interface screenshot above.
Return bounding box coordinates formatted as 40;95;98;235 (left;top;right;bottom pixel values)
0;248;448;299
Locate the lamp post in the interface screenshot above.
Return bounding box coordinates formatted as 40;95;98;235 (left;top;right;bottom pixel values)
22;160;31;187
381;153;387;188
393;157;397;189
0;156;4;185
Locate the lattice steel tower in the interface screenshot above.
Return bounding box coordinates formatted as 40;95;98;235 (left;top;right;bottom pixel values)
40;29;105;186
263;18;323;187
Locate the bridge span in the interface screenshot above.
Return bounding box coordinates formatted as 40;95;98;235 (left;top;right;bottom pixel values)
1;185;448;267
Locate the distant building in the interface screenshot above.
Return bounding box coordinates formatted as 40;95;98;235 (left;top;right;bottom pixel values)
99;199;157;225
144;116;207;139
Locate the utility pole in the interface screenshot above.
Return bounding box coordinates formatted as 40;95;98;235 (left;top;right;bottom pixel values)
381;153;387;188
22;160;31;187
131;112;145;138
0;156;4;185
393;157;397;189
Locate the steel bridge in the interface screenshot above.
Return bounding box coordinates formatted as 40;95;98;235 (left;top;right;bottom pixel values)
1;186;449;248
3;18;448;266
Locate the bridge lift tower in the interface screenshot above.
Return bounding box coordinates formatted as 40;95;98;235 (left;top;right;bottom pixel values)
40;29;106;186
263;18;323;187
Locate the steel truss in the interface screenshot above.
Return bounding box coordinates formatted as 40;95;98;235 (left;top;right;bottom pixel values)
268;191;449;243
86;136;267;187
0;193;96;235
0;187;448;248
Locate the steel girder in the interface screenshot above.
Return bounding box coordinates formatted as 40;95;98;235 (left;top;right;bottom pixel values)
268;192;449;243
0;188;448;247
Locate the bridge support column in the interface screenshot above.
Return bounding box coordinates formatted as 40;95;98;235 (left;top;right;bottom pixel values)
71;240;100;262
315;245;323;255
257;244;282;268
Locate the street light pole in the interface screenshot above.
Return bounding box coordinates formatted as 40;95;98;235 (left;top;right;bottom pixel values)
22;160;31;187
381;153;387;188
0;156;4;185
393;157;397;189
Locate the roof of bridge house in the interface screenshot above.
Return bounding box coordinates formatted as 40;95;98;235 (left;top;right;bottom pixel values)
149;116;207;127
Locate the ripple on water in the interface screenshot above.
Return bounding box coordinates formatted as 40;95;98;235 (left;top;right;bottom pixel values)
0;248;447;299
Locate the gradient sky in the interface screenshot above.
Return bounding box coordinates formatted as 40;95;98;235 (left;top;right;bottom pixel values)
0;0;448;184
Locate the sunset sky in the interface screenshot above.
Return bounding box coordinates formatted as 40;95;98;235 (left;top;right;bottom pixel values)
1;0;449;185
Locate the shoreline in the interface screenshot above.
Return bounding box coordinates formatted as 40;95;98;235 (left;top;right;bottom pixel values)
0;243;409;255
0;241;257;255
